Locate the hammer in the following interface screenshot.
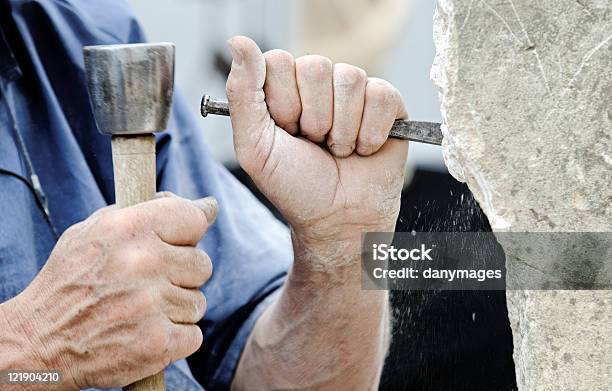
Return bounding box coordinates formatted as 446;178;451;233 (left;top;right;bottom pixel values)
84;42;175;391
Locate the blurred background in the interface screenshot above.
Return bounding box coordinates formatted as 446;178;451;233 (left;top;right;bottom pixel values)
128;1;517;390
128;0;444;172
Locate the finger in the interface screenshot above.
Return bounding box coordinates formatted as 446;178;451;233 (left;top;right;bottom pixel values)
263;49;301;135
295;55;333;143
328;64;367;157
94;192;174;231
192;197;218;224
132;196;218;246
167;323;203;363
226;36;274;166
161;245;213;288
162;285;207;324
356;78;407;156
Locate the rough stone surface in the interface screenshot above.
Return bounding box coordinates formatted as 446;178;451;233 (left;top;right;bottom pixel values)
432;1;611;390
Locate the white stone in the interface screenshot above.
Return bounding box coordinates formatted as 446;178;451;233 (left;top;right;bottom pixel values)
432;0;611;389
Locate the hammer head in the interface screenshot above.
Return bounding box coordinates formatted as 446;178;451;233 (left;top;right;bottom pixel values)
83;43;175;135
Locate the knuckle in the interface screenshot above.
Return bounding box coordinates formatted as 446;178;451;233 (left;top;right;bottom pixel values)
334;63;367;89
168;325;202;363
296;55;333;82
193;327;204;350
366;78;396;105
195;251;213;284
194;291;207;320
367;77;393;90
62;221;84;239
122;247;152;275
389;87;403;108
264;49;295;71
88;205;114;220
187;326;204;354
134;288;159;315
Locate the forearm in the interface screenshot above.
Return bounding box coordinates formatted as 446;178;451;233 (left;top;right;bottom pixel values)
1;297;39;367
0;297;70;390
233;231;390;390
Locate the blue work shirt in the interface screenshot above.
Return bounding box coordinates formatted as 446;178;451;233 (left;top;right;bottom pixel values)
0;0;292;389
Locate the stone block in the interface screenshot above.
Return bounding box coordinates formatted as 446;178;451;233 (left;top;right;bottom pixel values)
432;1;611;389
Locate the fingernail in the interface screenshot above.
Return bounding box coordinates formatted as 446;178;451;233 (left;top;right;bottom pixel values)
227;39;243;66
194;197;219;224
329;143;355;158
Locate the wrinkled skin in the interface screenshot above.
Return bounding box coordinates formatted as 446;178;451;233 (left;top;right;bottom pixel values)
0;196;217;389
226;37;409;246
227;36;409;390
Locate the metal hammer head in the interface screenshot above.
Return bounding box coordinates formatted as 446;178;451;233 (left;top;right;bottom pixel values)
83;43;175;135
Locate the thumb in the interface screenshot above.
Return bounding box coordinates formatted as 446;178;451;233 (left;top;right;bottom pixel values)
226;36;273;170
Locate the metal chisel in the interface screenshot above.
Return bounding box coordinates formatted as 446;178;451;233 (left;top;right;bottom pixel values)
200;95;443;146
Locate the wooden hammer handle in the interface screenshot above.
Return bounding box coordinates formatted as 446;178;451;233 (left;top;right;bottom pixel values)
112;135;165;391
124;372;165;391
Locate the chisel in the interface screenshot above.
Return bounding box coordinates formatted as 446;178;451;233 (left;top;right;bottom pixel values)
200;95;443;146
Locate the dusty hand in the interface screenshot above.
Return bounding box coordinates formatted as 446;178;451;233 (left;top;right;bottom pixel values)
226;36;408;246
4;195;216;389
